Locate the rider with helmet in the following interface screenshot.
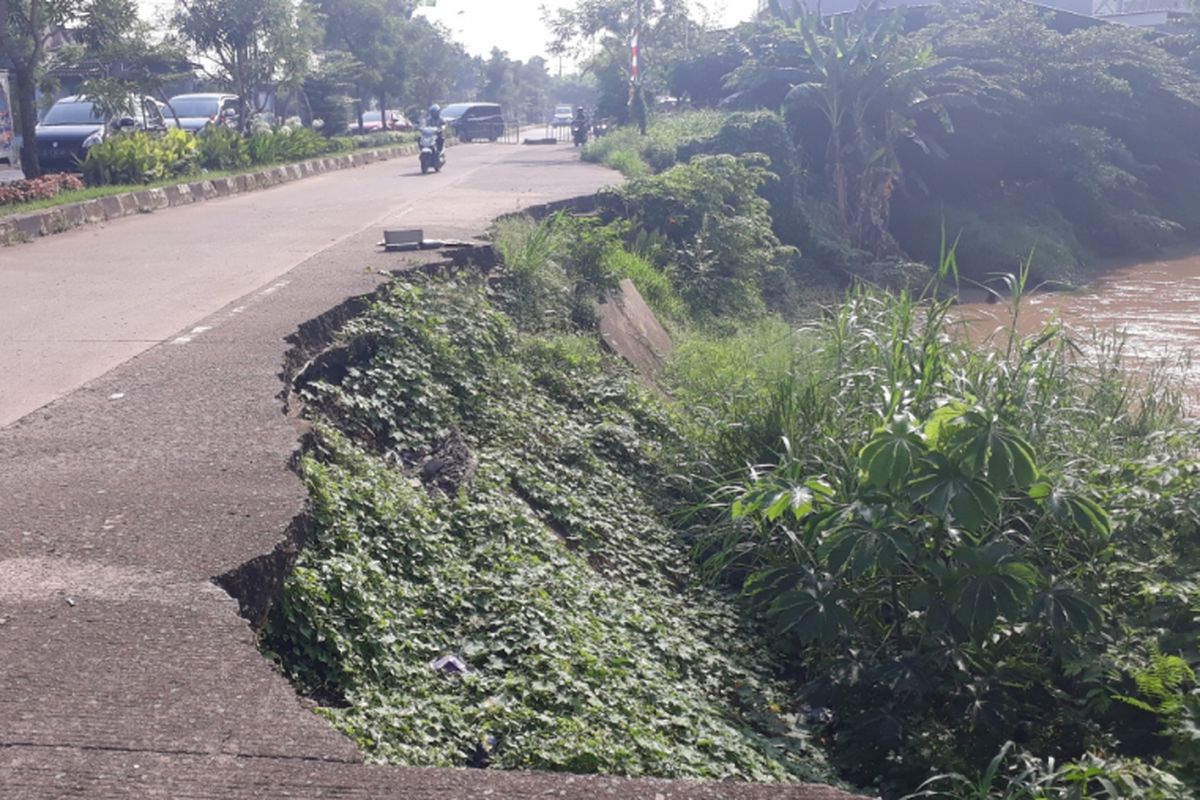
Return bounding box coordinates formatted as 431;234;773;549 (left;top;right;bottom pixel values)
428;104;445;154
571;106;588;146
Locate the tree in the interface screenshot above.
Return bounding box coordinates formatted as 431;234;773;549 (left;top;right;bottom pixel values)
477;47;554;122
312;0;432;129
544;0;702;130
0;0;85;176
779;3;944;256
389;16;472;113
67;0;195;122
174;0;315;131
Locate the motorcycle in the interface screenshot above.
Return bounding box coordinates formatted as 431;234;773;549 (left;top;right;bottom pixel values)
571;118;588;147
418;125;445;174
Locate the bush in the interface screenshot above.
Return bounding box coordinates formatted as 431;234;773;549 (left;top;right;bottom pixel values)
82;128;199;186
246;126;335;165
343;130;418;149
680;111;807;247
0;173;85;206
891;195;1084;285
197;125;251;171
582;110;726;176
80;124;359;186
610;154;793;319
675;278;1200;795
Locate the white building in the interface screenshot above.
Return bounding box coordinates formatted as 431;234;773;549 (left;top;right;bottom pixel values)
762;0;1195;30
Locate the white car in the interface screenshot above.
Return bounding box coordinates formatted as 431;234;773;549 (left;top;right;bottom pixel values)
552;105;574;126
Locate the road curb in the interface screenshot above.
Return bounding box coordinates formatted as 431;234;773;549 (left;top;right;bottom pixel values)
0;142;421;247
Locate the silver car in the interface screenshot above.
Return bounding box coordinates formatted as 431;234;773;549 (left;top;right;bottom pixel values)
163;93;240;134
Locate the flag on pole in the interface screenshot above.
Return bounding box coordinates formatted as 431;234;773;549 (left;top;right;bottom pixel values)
631;27;640;85
629;27;640;105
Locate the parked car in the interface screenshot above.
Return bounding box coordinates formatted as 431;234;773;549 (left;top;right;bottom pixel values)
439;102;505;142
163;93;240;134
35;95;167;172
551;104;574;126
348;109;412;134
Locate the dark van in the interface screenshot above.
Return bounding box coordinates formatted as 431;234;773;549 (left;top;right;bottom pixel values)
440;102;505;142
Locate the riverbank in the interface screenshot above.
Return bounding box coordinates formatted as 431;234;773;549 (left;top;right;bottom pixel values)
0;145;862;800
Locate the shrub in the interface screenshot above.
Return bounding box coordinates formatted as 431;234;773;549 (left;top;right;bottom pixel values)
583;110;726;176
680;111;807;247
891;195;1084;284
344;130;418;149
197;124;352;172
197;125;251;171
246;127;332;164
610;154;792;319
0;173;85;206
81;128;199;186
675;276;1200;795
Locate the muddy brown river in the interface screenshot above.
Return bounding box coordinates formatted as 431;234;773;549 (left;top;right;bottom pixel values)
954;250;1200;407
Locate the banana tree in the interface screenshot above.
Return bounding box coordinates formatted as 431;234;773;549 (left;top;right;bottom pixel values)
782;1;945;257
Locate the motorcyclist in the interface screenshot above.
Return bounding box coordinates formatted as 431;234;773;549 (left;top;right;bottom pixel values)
571;106;588;145
428;103;445;154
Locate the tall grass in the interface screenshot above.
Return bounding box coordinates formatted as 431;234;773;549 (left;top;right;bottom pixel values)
603;246;683;321
583;110;728;176
668;272;1190;501
492;216;572;331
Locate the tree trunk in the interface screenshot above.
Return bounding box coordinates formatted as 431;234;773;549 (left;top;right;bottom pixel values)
12;66;41;178
379;88;388;131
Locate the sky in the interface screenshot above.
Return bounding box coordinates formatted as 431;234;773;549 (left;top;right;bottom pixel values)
418;1;762;65
137;0;763;68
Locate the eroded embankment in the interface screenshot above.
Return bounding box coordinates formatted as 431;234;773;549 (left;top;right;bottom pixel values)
216;195;622;630
216;250;484;629
213;226;844;787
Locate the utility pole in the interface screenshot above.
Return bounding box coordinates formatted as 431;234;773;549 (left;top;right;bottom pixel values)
631;0;647;134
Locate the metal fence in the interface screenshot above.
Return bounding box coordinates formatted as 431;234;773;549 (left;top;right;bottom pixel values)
493;121;574;145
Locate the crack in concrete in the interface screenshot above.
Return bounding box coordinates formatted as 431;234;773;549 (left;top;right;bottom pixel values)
0;741;360;766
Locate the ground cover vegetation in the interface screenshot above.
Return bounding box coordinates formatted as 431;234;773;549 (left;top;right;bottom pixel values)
265;122;1200;796
262;258;840;785
0;171;83;206
129;0;1194;793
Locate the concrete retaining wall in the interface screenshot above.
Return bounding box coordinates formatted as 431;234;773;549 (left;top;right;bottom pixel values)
0;142;420;247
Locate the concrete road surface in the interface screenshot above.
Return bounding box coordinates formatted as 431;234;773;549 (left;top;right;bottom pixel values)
0;144;856;800
0;167;23;183
0;144;594;426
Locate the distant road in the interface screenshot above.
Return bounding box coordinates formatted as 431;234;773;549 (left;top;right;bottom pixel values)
0;166;23;182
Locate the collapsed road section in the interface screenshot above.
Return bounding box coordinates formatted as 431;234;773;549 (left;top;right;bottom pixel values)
0;144;859;799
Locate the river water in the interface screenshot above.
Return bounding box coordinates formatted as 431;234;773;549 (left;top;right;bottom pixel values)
953;250;1200;406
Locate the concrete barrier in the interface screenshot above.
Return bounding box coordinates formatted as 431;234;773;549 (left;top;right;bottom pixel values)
0;141;420;246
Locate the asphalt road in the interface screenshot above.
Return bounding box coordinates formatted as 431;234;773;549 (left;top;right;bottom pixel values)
0;143;856;800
